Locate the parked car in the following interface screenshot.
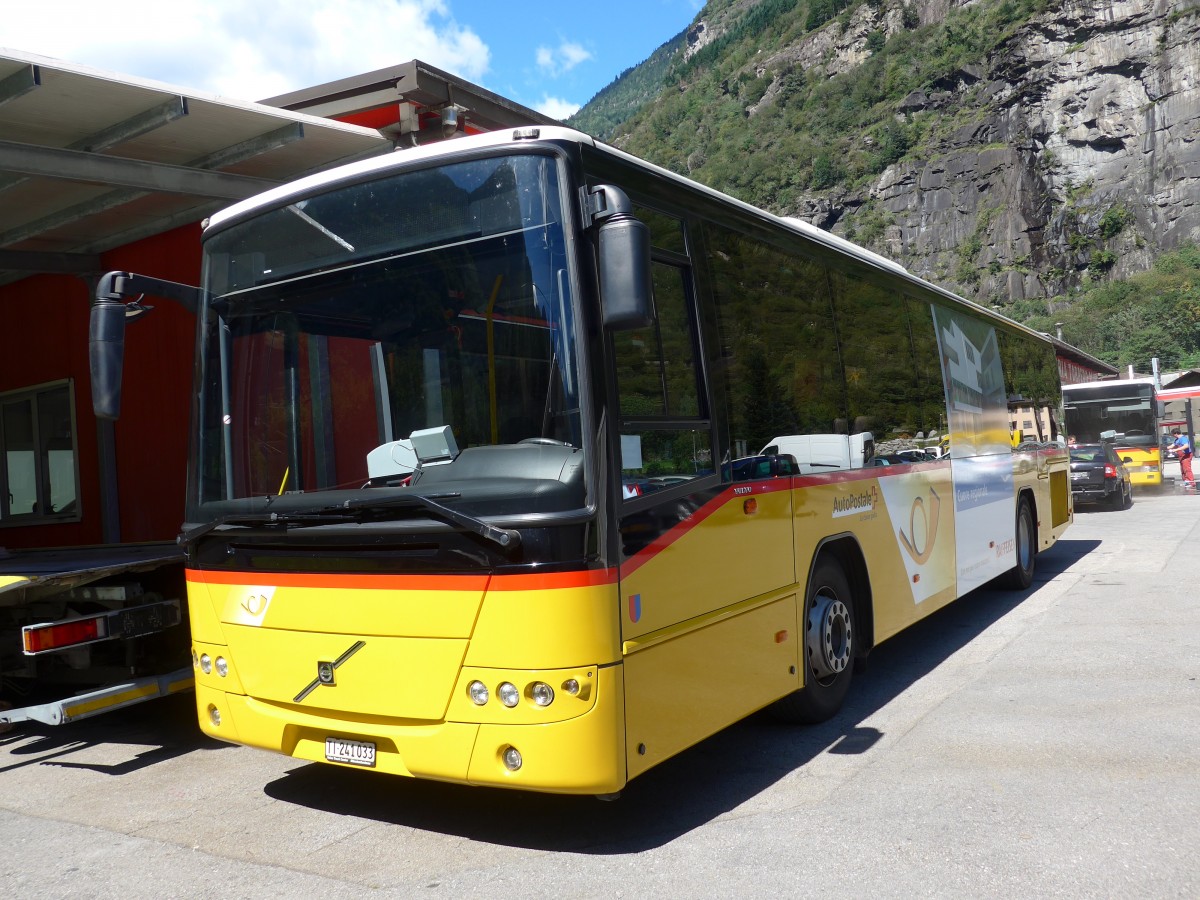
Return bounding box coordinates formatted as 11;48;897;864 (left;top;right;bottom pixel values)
728;453;799;482
1069;443;1133;509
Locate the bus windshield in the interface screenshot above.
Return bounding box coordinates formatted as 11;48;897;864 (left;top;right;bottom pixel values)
1063;383;1156;447
188;153;585;521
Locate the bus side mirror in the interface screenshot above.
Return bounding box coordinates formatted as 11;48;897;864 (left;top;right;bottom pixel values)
90;297;127;421
591;185;653;331
89;270;202;421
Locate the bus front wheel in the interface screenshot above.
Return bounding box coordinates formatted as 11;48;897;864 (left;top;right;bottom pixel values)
771;556;855;724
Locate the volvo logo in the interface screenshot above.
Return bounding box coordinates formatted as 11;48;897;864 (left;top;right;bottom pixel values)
294;641;365;703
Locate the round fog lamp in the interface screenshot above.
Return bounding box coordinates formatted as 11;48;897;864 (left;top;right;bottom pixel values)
215;657;228;677
498;682;519;708
530;682;554;707
199;653;212;674
503;746;523;771
562;678;580;696
207;704;221;727
468;680;490;705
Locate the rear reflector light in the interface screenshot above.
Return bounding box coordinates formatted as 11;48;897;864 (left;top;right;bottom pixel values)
1104;464;1118;478
23;616;107;654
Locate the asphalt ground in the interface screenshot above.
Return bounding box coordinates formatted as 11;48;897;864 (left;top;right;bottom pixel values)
2;487;1198;898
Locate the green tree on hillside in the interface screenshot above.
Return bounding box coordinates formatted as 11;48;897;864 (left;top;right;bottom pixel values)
1024;246;1200;370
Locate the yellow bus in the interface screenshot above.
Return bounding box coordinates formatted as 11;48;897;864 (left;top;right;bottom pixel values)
93;127;1071;796
1062;378;1164;487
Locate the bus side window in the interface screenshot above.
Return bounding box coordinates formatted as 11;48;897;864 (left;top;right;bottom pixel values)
614;261;712;497
829;273;926;458
998;328;1061;444
700;220;846;476
905;298;949;451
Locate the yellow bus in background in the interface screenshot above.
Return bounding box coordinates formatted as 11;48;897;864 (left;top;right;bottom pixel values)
93;127;1072;796
1062;378;1164;487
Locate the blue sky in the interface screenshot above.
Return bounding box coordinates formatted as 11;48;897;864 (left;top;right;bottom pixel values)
2;0;703;118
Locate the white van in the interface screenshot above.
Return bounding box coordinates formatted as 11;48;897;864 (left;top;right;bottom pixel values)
760;432;875;474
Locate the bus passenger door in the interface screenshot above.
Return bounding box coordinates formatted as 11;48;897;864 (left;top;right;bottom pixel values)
611;254;797;778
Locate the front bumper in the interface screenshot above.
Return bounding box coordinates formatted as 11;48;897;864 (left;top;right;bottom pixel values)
194;663;627;795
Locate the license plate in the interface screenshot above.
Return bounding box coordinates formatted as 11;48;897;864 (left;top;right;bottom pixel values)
1070;472;1087;481
325;737;376;767
118;600;182;638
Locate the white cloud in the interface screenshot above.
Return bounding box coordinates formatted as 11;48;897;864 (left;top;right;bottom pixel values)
536;96;581;121
558;42;591;70
1;0;490;102
535;40;592;78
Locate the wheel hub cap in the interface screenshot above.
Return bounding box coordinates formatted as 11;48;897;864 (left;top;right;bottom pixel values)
808;592;852;679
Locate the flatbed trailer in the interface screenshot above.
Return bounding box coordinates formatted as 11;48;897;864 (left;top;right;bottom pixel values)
0;543;191;727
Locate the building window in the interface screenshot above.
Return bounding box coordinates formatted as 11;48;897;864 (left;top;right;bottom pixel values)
0;380;81;525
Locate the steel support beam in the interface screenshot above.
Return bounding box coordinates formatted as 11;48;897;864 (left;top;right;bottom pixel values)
0;139;279;199
0;123;304;251
0;64;39;107
0;96;190;199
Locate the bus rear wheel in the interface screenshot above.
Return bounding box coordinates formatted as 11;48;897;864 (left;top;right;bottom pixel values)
999;496;1036;590
771;556;855;724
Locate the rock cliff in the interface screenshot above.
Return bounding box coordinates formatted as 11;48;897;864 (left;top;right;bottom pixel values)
585;0;1200;308
793;0;1200;304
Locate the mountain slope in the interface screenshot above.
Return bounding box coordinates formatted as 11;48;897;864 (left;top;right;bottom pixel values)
569;0;1200;332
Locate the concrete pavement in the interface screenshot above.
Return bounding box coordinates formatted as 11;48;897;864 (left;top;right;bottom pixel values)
1;488;1197;897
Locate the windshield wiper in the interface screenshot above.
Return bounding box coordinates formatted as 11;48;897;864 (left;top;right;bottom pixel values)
177;508;355;548
178;492;521;551
342;492;522;551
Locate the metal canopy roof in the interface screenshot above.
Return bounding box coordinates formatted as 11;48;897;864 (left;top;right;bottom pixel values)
0;49;390;287
264;58;557;143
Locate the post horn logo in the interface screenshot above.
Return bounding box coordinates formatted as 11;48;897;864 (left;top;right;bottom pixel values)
240;593;270;617
898;487;941;565
294;641;365;703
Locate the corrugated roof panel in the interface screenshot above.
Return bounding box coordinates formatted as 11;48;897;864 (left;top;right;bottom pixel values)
0;48;390;283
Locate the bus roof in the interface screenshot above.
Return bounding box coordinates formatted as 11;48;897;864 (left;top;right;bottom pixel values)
1062;377;1157;393
203;125;1050;345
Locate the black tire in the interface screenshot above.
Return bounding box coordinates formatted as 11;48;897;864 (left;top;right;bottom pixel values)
770;555;855;723
1108;482;1125;511
1122;483;1134;509
999;495;1036;590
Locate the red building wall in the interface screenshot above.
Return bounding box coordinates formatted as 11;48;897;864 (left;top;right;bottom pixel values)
0;223;201;550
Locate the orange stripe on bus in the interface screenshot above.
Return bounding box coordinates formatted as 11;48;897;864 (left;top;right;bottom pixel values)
620;480;792;579
186;568;616;592
483;568;618;590
187;570;490;591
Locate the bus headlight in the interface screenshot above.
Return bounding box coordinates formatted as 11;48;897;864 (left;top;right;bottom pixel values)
199;653;212;674
468;680;490;705
215;657;228;677
529;682;554;707
498;682;519;708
